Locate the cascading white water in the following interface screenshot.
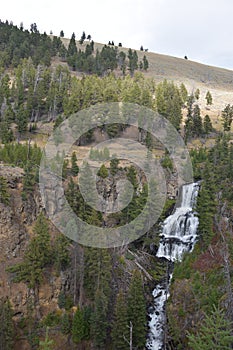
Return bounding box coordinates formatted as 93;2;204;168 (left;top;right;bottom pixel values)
146;183;199;350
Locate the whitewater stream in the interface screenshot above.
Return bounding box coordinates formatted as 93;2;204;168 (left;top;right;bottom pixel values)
146;182;199;350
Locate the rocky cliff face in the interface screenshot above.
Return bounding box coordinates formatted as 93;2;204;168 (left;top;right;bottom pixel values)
0;160;179;349
0;166;63;323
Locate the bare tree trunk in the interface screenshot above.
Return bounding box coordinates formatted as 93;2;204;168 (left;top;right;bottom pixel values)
73;242;78;305
34;65;42;93
78;245;84;307
27;138;31;161
223;251;233;321
123;321;133;349
129;321;133;350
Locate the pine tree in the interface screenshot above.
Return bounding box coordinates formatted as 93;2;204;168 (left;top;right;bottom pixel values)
118;51;126;75
141;88;153;108
127;270;146;349
61;313;71;334
67;33;77;69
22;161;36;198
156;80;183;130
97;164;108;178
39;327;54;350
196;163;216;247
195;88;200;100
103;147;110;160
67;33;77;56
0;298;14;350
79;31;86;44
72;308;85;343
53;115;63;130
188;306;233;350
71;151;79;176
205;90;213;105
7;213;52;288
196;185;214;245
0;176;10;205
0;119;14;144
143;55;149;70
78;162;99;219
84;248;111;300
203;114;213;135
127;166;138;190
112;290;128;350
184;112;194;142
53;234;70;271
222;104;233;131
128;49;138;76
16;103;28;134
110;158;119;175
91;289;108;349
180;83;188;104
193;104;203;136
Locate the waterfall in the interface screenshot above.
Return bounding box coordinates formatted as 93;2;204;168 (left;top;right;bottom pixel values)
146;182;199;350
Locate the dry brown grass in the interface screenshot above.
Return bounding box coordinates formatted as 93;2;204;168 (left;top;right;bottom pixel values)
60;35;233;88
50;36;233;139
59;36;233;112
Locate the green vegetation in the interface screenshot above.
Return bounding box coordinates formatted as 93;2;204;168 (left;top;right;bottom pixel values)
0;176;10;205
203;114;213;134
39;327;54;350
221;104;233;131
188;306;233;350
1;18;233;350
97;164;108;178
0;143;42;167
7;213;52;288
112;290;129;350
70;151;79;176
72;307;90;343
168;135;233;348
89;147;110;161
156;79;183;130
127;270;147;349
0;298;14;350
184;95;205;140
205;90;213;106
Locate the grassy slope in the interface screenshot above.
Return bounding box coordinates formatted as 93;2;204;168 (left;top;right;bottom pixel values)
48;36;233;137
60;36;233;107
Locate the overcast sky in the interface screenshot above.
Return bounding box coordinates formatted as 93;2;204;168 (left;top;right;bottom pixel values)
1;0;233;70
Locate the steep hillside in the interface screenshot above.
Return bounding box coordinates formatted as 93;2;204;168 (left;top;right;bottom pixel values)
59;36;233;119
62;36;233;90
